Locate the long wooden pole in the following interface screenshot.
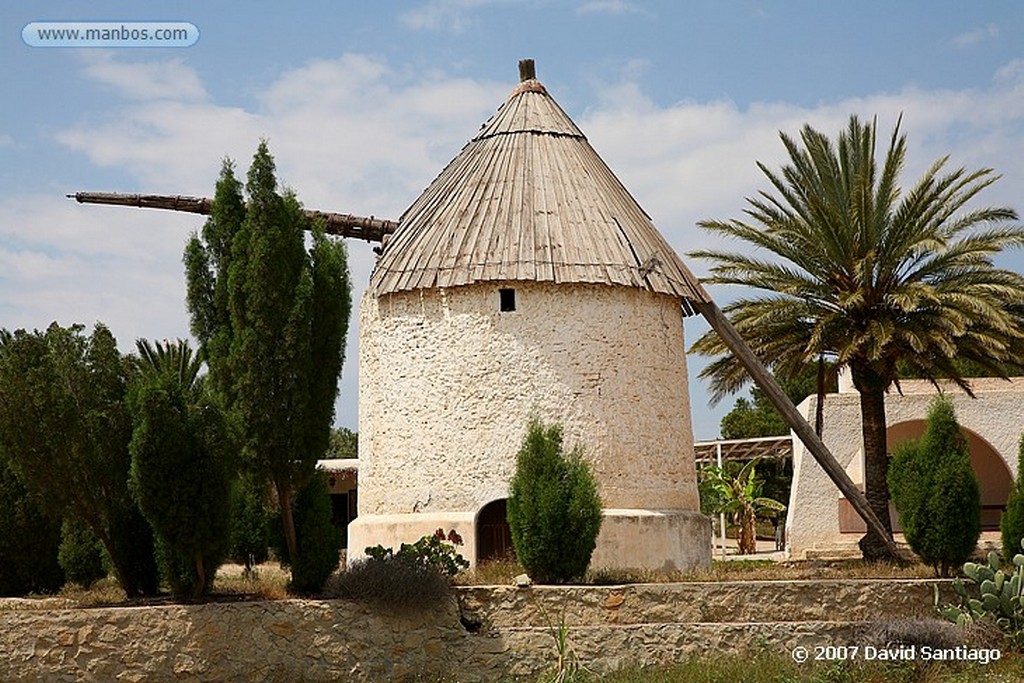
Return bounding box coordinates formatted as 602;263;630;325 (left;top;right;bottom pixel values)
67;192;398;243
694;298;901;558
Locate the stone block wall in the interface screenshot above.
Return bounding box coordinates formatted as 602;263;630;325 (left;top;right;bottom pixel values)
0;580;955;682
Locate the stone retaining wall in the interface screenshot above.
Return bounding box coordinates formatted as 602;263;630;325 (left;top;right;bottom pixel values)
0;580;954;682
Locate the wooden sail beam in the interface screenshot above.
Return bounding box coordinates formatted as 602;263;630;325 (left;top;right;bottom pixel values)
67;192;398;243
693;298;902;559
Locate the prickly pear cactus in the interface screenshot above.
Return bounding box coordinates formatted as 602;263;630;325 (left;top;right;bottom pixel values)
937;540;1024;647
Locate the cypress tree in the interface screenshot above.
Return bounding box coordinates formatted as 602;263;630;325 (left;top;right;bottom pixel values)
184;142;351;569
888;397;981;576
1000;435;1024;561
58;516;106;587
507;419;603;584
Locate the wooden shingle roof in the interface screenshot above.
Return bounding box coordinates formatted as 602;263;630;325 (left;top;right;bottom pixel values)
370;60;709;314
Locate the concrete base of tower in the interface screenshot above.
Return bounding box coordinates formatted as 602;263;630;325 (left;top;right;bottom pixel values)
347;508;711;574
346;512;479;567
589;509;712;573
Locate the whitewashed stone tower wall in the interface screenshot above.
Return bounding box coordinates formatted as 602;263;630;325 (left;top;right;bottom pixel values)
348;61;711;571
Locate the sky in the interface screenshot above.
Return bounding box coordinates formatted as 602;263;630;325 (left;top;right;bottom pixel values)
3;1;1024;441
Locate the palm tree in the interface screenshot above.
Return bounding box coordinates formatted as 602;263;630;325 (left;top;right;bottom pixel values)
690;115;1024;560
135;338;203;391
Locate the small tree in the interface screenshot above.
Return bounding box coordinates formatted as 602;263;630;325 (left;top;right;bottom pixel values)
888;397;980;576
507;419;602;584
700;459;786;554
326;427;358;459
1001;435;1024;561
229;473;271;571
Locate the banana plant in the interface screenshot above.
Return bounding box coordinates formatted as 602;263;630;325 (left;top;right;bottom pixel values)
701;458;786;554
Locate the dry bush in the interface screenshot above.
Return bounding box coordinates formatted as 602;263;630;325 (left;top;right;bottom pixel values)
334;557;453;611
859;617;965;651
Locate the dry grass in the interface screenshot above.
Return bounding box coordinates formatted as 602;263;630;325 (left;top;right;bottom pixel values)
453;556;527;586
212;563;291;601
55;577;128;607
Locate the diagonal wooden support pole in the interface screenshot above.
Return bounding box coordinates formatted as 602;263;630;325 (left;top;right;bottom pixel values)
693;298;901;559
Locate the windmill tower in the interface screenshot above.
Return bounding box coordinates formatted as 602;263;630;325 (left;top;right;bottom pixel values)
350;60;712;571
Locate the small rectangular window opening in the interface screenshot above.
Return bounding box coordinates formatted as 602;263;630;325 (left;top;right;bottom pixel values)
499;288;516;312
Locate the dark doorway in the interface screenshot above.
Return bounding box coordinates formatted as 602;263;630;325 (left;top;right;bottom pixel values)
477;499;514;563
329;490;358;548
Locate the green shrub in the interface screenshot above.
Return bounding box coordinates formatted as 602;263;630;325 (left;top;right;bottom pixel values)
1001;435;1024;562
888;397;981;577
342;529;467;611
507;419;603;584
285;472;343;594
0;457;63;596
58;516;106;587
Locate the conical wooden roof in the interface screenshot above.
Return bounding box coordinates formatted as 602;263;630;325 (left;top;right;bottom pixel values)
370;61;708;314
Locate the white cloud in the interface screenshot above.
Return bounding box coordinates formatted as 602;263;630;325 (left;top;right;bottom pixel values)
583;62;1024;269
0;134;13;148
576;0;648;16
78;52;207;101
399;0;493;32
57;53;506;210
0;193;194;342
953;24;999;49
995;59;1024;83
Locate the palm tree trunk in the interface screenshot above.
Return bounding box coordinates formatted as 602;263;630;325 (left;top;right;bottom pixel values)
856;383;896;561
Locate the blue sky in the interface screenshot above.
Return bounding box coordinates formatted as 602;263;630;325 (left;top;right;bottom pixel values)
3;1;1023;441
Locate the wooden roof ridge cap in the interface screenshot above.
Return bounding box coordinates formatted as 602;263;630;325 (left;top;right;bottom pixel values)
478;126;582;140
509;78;548;97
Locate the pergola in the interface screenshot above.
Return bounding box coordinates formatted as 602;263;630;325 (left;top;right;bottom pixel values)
694;435;792;465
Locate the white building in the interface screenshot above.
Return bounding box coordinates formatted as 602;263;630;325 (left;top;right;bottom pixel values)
786;377;1024;558
347;61;712;572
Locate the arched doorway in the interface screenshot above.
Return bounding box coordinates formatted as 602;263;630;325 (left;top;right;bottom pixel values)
476;499;514;563
887;420;1013;530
